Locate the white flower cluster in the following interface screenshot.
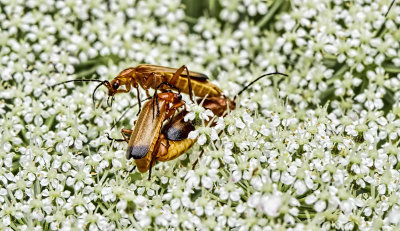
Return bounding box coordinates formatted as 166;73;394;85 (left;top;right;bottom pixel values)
0;0;400;230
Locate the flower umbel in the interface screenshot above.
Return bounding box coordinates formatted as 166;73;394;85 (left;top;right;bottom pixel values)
1;0;400;230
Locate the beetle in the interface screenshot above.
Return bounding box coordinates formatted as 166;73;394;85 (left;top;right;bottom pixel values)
108;72;288;178
51;64;223;112
108;109;197;180
101;64;223;101
107;91;190;179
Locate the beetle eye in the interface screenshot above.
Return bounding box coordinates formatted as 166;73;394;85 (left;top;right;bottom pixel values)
177;94;182;100
112;82;119;90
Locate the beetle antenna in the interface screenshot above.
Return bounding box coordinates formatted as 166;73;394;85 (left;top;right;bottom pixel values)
385;0;395;17
234;72;288;100
107;96;111;107
49;79;104;88
92;80;110;106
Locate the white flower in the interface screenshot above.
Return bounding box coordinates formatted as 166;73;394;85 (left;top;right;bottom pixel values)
2;0;400;229
260;194;282;217
388;207;400;225
217;181;243;202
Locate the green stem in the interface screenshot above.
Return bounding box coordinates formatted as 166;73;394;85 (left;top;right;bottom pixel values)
297;212;315;219
209;0;217;17
257;0;285;28
184;16;198;24
45;114;56;129
207;191;225;203
75;65;100;78
327;64;350;84
383;64;400;73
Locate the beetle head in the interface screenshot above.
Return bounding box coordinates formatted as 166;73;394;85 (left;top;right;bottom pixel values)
106;79;120;96
175;93;183;102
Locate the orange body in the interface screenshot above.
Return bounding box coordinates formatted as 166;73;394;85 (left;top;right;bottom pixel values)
134;150;153;173
112;91;193;175
124;92;184;173
126;98;167;172
134;135;196;173
156;134;196;162
198;96;236;117
134;96;234;173
115;72;290;176
107;64;223;98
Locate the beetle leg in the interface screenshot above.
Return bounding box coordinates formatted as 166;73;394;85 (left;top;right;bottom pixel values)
115;83;131;94
169;65;185;86
161;134;170;149
106;133;125;142
192;150;205;170
120;128;133;142
136;87;141;116
170;65;193;102
165;101;185;119
106;129;131;143
107;96;111;107
143;72;156;89
154;135;170;161
151;91;171;118
184;66;193;103
129;165;137;173
151;94;159;120
110;96;115;107
114;89;129;94
148;155;155;180
156;92;160;116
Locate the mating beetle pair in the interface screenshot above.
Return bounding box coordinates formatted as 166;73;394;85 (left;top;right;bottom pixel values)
54;64;287;179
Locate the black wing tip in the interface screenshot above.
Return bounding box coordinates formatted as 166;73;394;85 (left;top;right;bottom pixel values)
183;72;209;80
164;124;195;141
165;127;186;141
126;146;150;159
197;73;209;79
